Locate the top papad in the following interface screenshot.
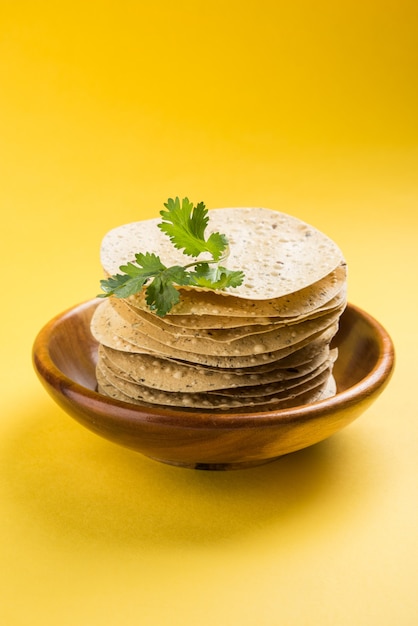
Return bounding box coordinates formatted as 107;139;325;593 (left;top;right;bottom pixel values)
100;207;345;301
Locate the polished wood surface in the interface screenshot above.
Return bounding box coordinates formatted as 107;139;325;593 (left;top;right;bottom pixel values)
33;300;394;469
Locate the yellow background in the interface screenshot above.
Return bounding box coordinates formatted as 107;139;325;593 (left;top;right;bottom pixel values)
1;1;417;624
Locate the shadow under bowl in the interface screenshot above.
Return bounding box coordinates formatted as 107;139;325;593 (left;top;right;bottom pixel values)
33;300;395;470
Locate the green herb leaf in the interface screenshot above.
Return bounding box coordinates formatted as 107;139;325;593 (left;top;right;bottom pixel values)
145;265;191;316
98;272;142;299
98;197;245;316
120;252;167;278
98;253;192;316
190;263;245;290
98;252;167;299
158;197;228;261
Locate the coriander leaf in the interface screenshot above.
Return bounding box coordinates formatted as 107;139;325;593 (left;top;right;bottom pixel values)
158;196;227;261
190;263;245;290
98;252;167;299
145;265;190;316
188;200;208;238
205;232;229;262
98;251;192;316
146;278;180;317
161;197;208;240
97;197;246;316
98;273;148;299
120;252;167;278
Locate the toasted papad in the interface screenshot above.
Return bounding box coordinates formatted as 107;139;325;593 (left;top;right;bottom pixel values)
96;362;336;411
123;288;346;341
97;352;333;399
91;297;342;360
124;263;347;318
101;208;345;301
94;205;346;410
97;326;337;374
98;343;337;393
97;375;336;412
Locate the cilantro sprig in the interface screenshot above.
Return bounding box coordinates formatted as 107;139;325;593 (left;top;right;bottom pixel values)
98;197;245;316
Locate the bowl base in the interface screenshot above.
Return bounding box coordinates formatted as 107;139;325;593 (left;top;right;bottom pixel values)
148;456;279;471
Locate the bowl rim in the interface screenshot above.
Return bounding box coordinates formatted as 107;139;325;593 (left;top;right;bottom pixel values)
33;299;395;429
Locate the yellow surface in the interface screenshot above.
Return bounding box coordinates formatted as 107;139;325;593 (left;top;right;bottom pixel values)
1;2;417;624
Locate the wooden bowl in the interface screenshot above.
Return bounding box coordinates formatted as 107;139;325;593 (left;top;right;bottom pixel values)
33;300;395;470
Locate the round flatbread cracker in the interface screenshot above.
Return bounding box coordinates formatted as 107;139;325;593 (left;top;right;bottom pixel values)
98;343;337;393
91;297;342;359
96;360;335;411
124;287;346;341
101;207;345;301
94;205;346;410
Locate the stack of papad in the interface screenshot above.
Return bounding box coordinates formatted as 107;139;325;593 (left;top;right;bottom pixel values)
91;207;347;412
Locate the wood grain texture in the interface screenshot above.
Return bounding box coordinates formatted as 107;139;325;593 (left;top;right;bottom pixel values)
33;300;395;469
